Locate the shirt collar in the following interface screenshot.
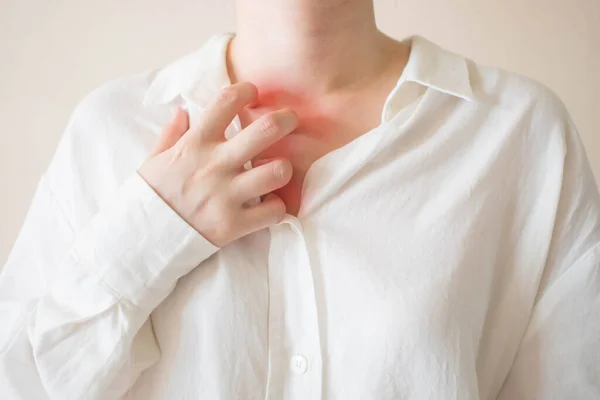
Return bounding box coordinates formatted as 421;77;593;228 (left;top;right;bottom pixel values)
142;33;234;108
142;33;474;108
398;35;474;102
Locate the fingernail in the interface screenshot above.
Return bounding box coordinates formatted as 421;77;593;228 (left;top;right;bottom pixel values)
274;163;285;180
280;110;298;130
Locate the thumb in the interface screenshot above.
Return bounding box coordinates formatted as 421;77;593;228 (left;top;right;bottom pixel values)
149;106;189;157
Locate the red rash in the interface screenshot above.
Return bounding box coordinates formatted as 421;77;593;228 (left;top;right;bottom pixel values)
242;85;339;216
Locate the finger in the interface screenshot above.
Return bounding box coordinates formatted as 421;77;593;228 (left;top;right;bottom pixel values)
217;108;298;168
231;158;292;202
239;193;287;235
149;106;189;157
186;82;258;142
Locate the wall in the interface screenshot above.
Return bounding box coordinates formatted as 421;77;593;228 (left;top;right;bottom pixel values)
1;0;599;262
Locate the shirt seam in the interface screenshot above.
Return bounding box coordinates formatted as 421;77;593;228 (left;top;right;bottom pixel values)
533;240;600;310
494;240;600;399
42;174;76;233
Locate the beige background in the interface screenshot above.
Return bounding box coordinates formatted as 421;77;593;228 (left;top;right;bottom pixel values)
1;0;599;263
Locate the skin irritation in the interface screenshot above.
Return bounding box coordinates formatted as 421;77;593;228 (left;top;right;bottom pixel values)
239;87;345;217
229;0;411;216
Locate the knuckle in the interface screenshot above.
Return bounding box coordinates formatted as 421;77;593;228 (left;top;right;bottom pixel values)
260;114;282;137
210;146;233;168
216;86;239;107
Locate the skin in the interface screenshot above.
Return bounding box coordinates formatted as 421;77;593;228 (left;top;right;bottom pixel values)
138;0;410;246
229;0;410;215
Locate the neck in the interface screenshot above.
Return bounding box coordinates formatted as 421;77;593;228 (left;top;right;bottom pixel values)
229;0;398;96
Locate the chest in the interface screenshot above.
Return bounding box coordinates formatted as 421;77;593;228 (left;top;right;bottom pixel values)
238;92;385;216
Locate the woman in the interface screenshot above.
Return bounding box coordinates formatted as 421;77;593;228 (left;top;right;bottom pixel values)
1;0;599;399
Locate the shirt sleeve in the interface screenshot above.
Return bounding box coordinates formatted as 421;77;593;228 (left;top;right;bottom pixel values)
497;111;600;398
0;84;221;399
0;172;220;400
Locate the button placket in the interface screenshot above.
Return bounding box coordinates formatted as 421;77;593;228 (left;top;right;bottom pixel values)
265;221;323;400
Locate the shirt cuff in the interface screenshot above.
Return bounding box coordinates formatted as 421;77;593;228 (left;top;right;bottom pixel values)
69;172;220;310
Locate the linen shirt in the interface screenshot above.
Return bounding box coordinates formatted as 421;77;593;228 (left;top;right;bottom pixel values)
1;33;599;400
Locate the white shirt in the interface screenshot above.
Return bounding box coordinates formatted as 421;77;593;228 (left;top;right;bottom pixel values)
1;33;599;400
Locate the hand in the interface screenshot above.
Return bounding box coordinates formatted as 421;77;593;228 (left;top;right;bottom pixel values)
138;82;297;247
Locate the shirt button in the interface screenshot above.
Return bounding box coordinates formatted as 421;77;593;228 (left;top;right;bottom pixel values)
290;355;308;374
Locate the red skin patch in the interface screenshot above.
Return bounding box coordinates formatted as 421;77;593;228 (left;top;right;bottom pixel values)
243;86;338;216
